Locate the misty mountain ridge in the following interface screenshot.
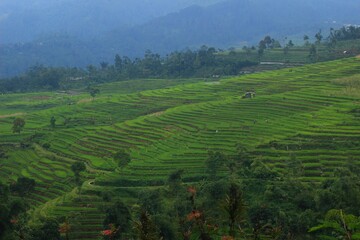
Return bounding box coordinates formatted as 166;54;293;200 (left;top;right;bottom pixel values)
111;0;359;51
1;0;360;78
0;0;225;44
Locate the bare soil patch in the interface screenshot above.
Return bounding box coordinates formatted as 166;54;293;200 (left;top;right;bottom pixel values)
148;111;164;117
356;54;360;59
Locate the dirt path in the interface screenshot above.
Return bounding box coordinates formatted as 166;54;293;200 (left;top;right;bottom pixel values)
148;111;164;117
356;54;360;59
0;112;25;119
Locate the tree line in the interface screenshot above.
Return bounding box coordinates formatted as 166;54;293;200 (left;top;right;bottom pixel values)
97;148;360;240
0;46;256;93
2;143;360;239
1;26;360;93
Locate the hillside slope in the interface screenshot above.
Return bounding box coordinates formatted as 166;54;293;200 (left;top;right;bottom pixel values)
0;57;360;238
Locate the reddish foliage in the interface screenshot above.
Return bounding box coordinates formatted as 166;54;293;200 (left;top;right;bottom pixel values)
221;236;235;240
101;224;120;237
101;229;113;236
10;218;18;224
187;186;197;195
58;222;71;234
187;210;202;221
207;224;219;231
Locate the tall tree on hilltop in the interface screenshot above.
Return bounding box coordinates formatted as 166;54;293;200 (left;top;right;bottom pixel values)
303;35;310;46
315;30;323;45
308;44;317;62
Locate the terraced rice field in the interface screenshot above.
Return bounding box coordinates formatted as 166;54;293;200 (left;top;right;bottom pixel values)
1;57;360;238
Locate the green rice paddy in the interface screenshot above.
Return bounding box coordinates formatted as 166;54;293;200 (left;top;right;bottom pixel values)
1;57;360;239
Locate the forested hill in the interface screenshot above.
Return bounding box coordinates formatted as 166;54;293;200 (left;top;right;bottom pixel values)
1;0;360;78
102;0;360;53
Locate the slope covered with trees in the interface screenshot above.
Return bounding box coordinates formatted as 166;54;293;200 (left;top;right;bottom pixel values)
1;0;360;77
2;26;360;89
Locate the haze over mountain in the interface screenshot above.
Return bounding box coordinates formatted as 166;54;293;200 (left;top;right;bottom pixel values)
0;0;224;44
0;0;360;77
102;0;360;55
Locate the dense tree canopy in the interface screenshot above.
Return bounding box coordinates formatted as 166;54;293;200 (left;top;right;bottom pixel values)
12;118;25;134
10;177;36;196
113;150;131;168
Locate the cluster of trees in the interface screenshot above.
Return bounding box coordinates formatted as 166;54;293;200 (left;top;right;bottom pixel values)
71;162;86;184
304;26;360;63
0;66;83;92
1;26;359;93
86;46;256;83
0;146;87;239
0;193;65;240
258;26;360;63
12;118;26;134
2;146;360;239
113;150;131;169
0;46;256;93
257;36;282;58
329;26;360;43
0;176;37;239
306;26;360;62
93;148;360;240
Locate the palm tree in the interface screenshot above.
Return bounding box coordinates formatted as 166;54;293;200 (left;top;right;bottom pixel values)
223;183;246;238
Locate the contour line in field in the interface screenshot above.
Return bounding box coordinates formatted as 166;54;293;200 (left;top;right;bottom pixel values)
0;112;25;119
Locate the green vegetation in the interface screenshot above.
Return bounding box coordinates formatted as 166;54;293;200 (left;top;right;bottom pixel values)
89;88;100;99
1;31;360;238
50;116;56;128
113;150;131;169
2;26;360;94
12;117;25;134
309;209;360;239
71;162;86;184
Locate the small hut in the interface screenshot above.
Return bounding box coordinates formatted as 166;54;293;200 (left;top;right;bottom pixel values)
243;92;256;99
